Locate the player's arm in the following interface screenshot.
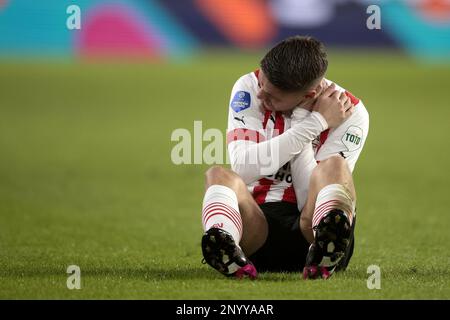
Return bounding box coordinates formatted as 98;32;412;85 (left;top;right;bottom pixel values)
315;99;369;172
227;77;330;185
228;114;328;184
288;108;319;209
289;90;358;210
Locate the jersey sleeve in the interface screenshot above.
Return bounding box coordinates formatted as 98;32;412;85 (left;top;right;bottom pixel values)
226;74;264;138
226;74;267;183
315;99;369;172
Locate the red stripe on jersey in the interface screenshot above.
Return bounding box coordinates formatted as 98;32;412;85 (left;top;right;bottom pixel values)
253;178;274;204
273;111;285;136
315;129;330;156
345;91;360;105
262;110;271;129
226;128;266;144
281;186;297;204
319;129;329;146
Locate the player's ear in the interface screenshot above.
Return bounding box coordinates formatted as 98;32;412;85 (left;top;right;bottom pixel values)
304;78;325;99
303;90;316;99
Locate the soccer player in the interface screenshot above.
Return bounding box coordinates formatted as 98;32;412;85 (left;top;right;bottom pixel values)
201;36;369;279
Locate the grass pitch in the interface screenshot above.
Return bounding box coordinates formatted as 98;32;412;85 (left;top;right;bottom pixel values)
0;51;449;299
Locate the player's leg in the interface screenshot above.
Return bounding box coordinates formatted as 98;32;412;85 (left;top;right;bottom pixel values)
300;155;355;243
299;155;356;279
201;166;268;278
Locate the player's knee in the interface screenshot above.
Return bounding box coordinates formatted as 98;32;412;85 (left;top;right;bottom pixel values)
205;166;243;190
314;155;349;178
321;154;347;170
205;166;227;182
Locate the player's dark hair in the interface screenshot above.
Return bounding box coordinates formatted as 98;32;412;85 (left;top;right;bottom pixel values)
260;35;328;92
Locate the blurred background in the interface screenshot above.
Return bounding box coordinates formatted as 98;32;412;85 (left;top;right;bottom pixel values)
1;0;449;298
1;0;450;60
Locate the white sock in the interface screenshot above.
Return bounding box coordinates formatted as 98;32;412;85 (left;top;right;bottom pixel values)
312;184;355;236
202;185;242;246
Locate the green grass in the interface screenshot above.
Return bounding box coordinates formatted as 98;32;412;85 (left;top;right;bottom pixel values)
1;50;450;299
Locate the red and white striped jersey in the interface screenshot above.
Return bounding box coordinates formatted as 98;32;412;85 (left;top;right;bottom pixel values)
226;70;369;205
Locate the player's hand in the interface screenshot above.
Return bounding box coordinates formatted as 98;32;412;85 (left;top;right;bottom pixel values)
314;83;354;128
295;80;326;112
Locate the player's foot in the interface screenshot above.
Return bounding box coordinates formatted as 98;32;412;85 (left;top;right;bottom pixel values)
335;214;356;272
303;209;352;280
201;228;257;279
